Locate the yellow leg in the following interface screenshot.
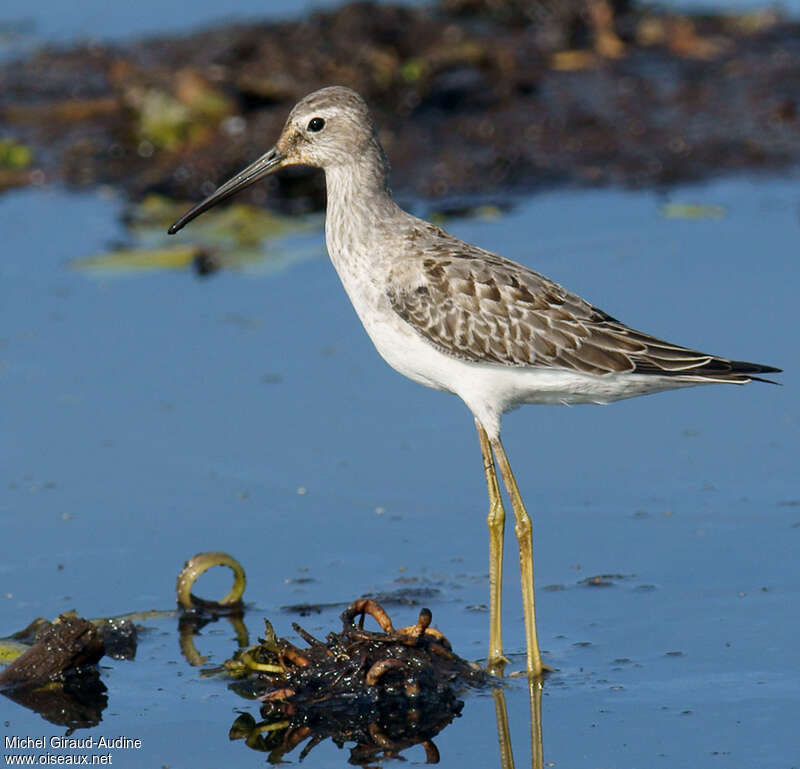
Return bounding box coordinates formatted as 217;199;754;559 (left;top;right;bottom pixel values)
490;436;545;677
476;419;509;673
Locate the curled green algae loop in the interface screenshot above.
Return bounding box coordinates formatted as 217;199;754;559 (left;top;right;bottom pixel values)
176;551;246;610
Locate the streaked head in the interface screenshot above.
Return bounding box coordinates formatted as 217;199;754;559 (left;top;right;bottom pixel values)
167;86;378;234
279;86;377;168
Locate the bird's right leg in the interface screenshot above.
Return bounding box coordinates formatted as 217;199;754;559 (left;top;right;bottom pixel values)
476;419;509;673
490;435;547;677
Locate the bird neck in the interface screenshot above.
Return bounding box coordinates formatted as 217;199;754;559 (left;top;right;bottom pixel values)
323;141;400;257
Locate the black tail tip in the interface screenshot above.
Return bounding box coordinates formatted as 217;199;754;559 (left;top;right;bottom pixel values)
731;360;782;376
732;361;782;385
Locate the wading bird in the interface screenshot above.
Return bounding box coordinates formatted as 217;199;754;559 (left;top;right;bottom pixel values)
169;86;780;676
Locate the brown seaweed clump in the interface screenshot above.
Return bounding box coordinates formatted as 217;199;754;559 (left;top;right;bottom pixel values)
0;616;110;729
0;615;104;688
225;599;488;763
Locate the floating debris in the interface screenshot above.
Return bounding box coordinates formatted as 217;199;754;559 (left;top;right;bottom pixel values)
0;615;103;688
176;551;247;612
0;615;110;729
361;585;443;607
660;202;727;219
221;599;487;763
578;573;633;587
72;244;208;273
171;554;487;760
0;553;246;724
125;194;298;245
1;552;486;756
71;195;315;277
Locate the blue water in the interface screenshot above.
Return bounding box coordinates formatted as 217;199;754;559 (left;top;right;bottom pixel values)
0;0;426;49
2;173;798;767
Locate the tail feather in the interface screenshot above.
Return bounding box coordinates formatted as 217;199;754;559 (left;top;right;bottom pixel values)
727;360;782;375
633;356;782;384
726;359;782;385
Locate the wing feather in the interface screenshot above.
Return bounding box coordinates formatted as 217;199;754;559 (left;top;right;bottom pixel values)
386;224;779;382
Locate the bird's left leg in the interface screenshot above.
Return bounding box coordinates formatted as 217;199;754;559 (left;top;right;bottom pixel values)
490;436;547;677
475;419;509;673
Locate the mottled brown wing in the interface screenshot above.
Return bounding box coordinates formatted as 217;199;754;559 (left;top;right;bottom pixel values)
386;245;773;380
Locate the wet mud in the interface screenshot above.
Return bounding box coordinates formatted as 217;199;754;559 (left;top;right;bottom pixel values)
1;1;799;209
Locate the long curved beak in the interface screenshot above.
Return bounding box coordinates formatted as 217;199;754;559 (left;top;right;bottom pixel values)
167;146;285;234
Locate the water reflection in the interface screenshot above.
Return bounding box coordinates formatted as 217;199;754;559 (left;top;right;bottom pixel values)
493;677;545;769
1;671;108;730
178;614;250;667
229;689;462;764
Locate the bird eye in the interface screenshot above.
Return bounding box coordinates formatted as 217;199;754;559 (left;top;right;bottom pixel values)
307;117;325;132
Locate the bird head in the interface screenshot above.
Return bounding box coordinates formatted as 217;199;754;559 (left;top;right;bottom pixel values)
167;86;377;234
